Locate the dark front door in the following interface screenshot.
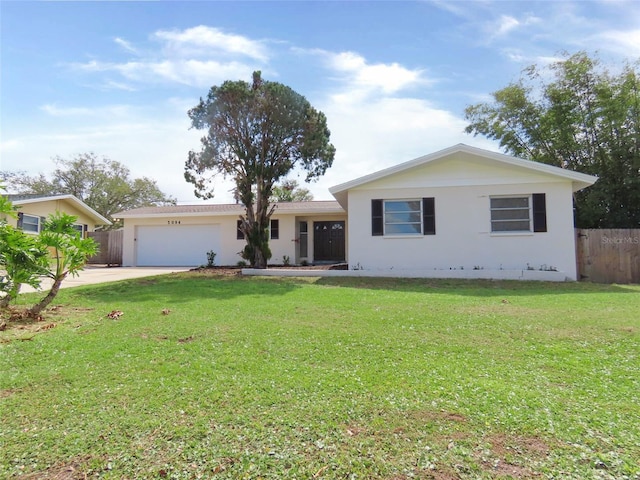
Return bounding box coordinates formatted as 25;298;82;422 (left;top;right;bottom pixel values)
314;221;345;263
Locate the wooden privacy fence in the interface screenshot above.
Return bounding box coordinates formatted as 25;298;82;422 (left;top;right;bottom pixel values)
576;229;640;284
88;230;123;266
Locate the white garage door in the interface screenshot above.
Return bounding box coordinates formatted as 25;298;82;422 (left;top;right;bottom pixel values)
136;225;220;267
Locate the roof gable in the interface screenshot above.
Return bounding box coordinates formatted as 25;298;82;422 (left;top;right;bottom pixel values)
9;194;111;225
329;144;598;208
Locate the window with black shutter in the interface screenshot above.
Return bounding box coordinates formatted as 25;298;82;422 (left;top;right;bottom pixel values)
270;219;279;239
371;198;435;236
532;193;547;232
371;199;383;236
422;197;435;235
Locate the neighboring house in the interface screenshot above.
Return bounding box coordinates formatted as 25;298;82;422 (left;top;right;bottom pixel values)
116;144;597;280
4;194;111;235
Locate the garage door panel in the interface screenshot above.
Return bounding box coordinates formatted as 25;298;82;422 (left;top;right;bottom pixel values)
136;225;220;266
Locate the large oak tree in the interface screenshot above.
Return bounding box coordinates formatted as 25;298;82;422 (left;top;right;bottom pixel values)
465;52;640;228
185;71;335;268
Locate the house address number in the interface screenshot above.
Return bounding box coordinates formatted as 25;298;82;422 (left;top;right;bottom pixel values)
167;220;181;225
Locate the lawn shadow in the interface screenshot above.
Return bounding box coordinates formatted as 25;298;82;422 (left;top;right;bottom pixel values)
311;276;639;297
61;272;301;305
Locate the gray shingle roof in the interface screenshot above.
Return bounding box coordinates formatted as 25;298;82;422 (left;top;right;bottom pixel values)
114;201;344;218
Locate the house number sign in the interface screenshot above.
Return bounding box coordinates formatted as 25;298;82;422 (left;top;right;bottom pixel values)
167;220;181;225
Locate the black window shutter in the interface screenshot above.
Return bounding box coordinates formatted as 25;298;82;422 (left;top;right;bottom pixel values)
270;219;279;240
532;193;547;232
371;199;383;236
17;212;24;229
422;197;435;235
237;220;245;240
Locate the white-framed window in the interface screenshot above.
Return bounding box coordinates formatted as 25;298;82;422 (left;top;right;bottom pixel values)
73;224;87;236
490;196;532;232
20;214;41;233
384;199;423;235
372;198;435;236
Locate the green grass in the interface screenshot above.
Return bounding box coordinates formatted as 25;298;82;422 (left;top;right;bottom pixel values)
1;273;639;479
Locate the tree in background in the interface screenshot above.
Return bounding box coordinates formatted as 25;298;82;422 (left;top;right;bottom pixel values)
2;153;176;228
185;71;335;268
465;52;640;228
270;179;314;202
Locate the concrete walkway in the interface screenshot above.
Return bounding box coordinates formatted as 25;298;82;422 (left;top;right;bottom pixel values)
20;266;193;293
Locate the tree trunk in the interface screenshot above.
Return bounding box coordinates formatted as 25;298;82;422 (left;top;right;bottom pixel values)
253;248;267;269
0;284;20;309
0;293;12;309
28;274;66;317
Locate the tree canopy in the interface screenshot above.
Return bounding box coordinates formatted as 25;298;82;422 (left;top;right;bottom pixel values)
2;153;176;228
270;179;314;202
185;71;335;267
465;52;640;228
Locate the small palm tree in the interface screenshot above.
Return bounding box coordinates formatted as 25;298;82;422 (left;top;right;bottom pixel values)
28;212;98;316
0;226;49;308
1;187;50;308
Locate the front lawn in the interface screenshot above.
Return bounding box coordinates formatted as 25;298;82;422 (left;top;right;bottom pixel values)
1;273;639;479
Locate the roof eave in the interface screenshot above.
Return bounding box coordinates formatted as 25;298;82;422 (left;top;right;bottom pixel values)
13;194;111;225
114;204;345;219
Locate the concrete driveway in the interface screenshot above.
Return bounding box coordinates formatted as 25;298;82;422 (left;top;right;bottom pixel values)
20;266;193;293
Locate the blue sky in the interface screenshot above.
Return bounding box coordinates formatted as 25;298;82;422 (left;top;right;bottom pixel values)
1;1;639;203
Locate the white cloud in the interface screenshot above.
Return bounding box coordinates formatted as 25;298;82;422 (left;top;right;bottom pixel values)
495;15;521;36
100;80;137;92
298;48;431;98
70;26;269;88
501;49;564;67
428;0;479;20
72;58;257;88
595;29;640;56
40;104;133;117
114;37;139;54
0;138;22;154
41;104;93;117
154;25;269;62
485;13;541;43
328;51;428;94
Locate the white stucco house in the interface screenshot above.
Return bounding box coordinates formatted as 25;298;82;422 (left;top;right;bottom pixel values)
115;144;597;281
